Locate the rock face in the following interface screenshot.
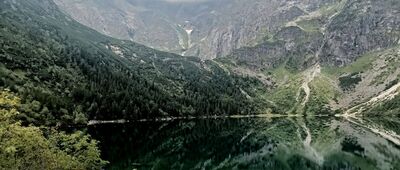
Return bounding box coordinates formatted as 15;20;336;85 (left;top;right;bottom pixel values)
224;0;400;70
54;0;337;59
227;24;324;71
320;0;400;66
54;0;400;72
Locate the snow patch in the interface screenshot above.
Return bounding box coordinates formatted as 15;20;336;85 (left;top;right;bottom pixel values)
185;29;193;35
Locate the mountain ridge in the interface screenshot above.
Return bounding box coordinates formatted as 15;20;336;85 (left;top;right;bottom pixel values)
54;0;340;59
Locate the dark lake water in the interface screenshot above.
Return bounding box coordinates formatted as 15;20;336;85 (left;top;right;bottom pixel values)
88;116;400;170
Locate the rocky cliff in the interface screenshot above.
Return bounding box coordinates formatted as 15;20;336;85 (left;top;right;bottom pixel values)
226;0;400;69
54;0;338;59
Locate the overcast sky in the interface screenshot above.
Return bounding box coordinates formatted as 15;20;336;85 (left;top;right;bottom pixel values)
162;0;213;3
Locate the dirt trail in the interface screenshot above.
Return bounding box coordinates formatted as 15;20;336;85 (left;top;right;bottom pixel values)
344;82;400;116
369;82;400;103
299;65;321;106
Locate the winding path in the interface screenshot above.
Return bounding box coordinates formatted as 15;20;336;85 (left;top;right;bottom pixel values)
299;64;321;106
344;82;400;116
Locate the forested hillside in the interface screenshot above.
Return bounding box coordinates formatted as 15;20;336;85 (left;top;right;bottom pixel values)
0;0;271;126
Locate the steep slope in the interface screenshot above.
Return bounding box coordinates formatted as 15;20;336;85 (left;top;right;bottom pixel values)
320;0;400;66
54;0;339;59
225;0;400;69
0;0;272;124
218;0;400;115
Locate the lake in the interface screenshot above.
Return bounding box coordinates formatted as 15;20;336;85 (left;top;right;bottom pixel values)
88;116;400;170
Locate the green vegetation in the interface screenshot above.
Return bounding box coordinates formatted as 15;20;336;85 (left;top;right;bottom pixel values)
268;64;295;81
364;93;400;117
2;0;400;169
296;19;322;33
268;72;302;113
318;0;348;17
385;79;399;90
305;77;338;115
0;0;268;125
341;136;365;156
0;89;107;169
252;28;276;45
0;0;273;168
338;72;362;91
322;50;378;78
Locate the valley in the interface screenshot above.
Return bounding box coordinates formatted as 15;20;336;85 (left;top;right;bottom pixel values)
0;0;399;169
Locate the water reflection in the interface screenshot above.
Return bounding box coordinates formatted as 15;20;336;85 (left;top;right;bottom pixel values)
88;116;400;170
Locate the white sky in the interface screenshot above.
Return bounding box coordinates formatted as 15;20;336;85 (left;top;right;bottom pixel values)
162;0;213;2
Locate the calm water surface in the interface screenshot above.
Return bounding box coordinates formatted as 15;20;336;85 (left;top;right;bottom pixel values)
88;116;400;170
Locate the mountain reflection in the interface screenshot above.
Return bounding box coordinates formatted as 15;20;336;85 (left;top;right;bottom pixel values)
89;116;400;170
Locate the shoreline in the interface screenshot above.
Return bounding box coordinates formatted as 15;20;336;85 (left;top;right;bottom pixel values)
87;114;333;125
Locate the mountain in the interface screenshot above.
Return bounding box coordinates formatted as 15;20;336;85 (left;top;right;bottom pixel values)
54;0;339;59
1;0;399;122
53;0;400;116
226;0;400;68
219;0;400;115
